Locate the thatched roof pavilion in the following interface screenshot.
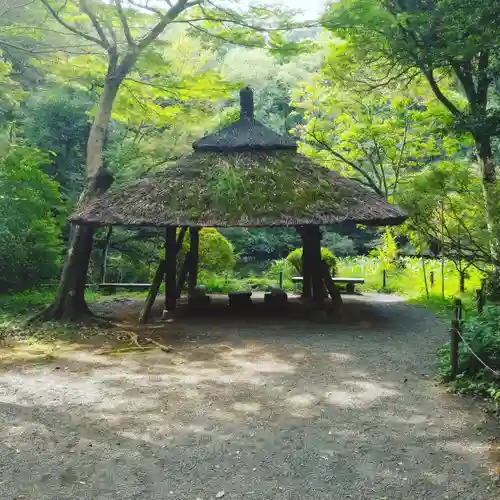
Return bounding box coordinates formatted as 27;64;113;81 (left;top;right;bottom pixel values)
71;88;406;322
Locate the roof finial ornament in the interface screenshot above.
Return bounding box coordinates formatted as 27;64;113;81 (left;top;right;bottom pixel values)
240;87;254;120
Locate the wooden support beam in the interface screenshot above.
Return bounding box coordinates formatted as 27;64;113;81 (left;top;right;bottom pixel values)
188;227;200;296
165;226;177;312
297;226;312;298
176;227;188;253
139;260;166;324
309;226;324;305
322;261;343;310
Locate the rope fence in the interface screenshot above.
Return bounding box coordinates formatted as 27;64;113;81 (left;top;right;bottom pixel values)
449;297;500;380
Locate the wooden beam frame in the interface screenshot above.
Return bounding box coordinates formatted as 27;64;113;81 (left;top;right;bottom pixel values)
188;227;199;296
297;226;312;298
164;226;177;312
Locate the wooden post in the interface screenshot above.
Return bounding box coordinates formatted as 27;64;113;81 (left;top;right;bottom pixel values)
164;226;177;312
279;271;284;289
309;226;324;304
430;271;435;288
298;226;312;299
188;227;199;296
322;261;343;310
382;269;387;289
476;289;484;314
459;271;466;293
139;260;166;324
450;298;462;380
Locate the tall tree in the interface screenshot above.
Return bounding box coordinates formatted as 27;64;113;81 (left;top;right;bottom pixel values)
32;0;303;320
294;44;464;200
324;0;500;271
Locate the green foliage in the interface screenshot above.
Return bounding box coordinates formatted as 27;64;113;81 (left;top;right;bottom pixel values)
222;228;301;264
437;306;500;403
286;247;338;276
197;271;246;294
485;268;500;303
178;229;236;274
220;46;321;133
0;146;63;291
294;48;463;201
337;255;485;298
370;229;398;271
23;90;92;199
400;161;490;268
322;232;356;256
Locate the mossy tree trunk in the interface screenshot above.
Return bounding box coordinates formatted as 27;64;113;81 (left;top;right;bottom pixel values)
36;0;197;322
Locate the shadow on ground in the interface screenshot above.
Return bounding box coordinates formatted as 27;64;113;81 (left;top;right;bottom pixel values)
0;295;498;499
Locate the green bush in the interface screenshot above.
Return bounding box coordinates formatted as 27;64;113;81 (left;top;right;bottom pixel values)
161;229;236;274
286;247;337;276
197;271;246;293
438;306;500;403
180;228;236;274
440;306;500;377
0;146;63;292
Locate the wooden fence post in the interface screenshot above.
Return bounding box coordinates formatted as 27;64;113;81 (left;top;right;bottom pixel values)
430;271;435;288
450;298;462;380
382;269;387;289
476;289;484;314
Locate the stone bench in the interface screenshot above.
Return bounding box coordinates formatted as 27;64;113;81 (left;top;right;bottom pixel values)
228;291;252;307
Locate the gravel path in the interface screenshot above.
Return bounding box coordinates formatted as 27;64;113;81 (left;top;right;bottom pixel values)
0;294;498;499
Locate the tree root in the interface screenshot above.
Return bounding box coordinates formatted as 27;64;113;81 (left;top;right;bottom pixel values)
128;332;173;353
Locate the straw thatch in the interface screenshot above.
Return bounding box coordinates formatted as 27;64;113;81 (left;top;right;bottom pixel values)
70;150;406;228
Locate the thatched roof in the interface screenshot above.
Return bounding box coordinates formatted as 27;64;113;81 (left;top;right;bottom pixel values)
71;88;406;228
70;150;406;228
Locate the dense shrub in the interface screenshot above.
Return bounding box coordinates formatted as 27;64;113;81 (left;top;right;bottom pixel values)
178;228;236;274
0;147;63;292
439;306;500;377
438;306;500;403
286;247;337;276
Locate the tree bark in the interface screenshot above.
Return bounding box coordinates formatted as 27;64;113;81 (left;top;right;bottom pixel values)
34;77;121;322
188;228;200;296
298;226;312;298
164;226;177;312
309;226;325;305
476;136;500;265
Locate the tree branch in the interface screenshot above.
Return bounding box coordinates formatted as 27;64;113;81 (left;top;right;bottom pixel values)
80;0;110;47
422;69;462;117
115;0;135;46
476;50;490;107
137;0;200;50
39;0;107;47
305;128;385;197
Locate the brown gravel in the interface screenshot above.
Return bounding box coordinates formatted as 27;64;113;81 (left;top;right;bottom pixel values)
0;294;498;500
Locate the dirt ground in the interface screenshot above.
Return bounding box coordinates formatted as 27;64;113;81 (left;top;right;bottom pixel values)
0;294;499;499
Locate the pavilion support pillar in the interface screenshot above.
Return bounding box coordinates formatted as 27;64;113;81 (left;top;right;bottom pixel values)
188;227;200;296
164;226;177;313
298;226;312;299
139;228;187;323
139;260;166;324
309;225;325;305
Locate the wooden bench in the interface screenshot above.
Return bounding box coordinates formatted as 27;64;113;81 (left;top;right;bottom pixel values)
96;283;152;294
292;277;365;294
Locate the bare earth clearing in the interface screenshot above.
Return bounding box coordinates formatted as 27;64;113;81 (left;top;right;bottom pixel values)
0;294;499;499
